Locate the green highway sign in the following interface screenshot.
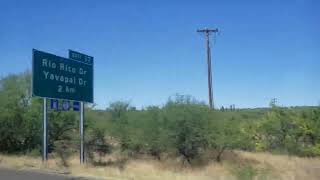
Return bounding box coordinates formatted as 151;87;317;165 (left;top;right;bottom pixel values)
32;49;93;103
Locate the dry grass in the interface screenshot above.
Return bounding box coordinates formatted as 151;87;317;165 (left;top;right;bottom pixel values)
66;154;234;180
238;151;320;180
0;151;320;180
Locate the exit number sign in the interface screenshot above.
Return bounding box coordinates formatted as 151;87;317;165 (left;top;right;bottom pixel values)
69;50;93;65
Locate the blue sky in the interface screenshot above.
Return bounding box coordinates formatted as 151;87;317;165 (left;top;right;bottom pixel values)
0;0;319;109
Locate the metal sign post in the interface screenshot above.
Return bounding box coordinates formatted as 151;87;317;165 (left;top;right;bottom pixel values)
43;98;48;162
68;50;93;164
32;49;93;164
80;102;84;164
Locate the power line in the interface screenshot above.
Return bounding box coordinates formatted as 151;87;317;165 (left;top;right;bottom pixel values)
197;28;219;109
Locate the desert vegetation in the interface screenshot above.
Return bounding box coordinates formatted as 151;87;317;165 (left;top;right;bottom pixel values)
1;71;320;179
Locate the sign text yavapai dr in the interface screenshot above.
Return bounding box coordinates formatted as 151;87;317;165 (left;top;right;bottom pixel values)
32;49;93;103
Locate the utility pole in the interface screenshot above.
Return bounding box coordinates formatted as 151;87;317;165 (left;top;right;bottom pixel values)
197;28;218;109
270;98;277;107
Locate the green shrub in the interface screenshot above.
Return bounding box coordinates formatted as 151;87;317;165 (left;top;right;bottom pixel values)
163;95;210;163
86;127;112;164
